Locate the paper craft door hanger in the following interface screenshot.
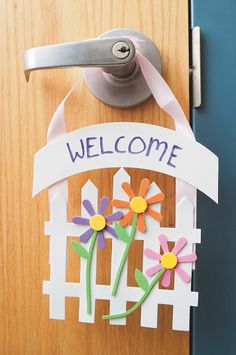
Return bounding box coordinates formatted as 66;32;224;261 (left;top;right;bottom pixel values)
32;49;218;332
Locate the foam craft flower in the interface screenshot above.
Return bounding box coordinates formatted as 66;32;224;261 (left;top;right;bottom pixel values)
72;197;123;249
112;178;165;232
144;235;197;287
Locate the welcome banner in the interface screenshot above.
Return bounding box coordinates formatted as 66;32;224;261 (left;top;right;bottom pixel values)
33;122;218;202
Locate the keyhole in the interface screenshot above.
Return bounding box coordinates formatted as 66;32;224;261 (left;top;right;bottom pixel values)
118;46;130;53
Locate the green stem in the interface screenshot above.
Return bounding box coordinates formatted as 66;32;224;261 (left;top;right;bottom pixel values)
103;268;165;320
111;213;138;296
86;230;97;314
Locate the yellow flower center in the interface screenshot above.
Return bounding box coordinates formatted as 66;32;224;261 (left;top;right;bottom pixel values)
130;197;147;213
161;252;177;269
89;214;106;231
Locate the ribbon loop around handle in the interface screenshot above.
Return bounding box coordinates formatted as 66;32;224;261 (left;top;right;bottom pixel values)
46;49;195;207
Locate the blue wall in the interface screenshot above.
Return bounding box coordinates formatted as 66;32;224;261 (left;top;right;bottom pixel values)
191;1;236;354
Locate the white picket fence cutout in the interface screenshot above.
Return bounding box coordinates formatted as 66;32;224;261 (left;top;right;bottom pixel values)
43;168;200;331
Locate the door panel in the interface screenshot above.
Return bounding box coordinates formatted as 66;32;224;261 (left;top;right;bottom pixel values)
0;1;190;354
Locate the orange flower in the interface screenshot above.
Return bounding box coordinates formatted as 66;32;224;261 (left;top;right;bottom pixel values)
112;178;165;232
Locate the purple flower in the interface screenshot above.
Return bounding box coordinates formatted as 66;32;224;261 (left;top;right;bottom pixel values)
72;197;123;249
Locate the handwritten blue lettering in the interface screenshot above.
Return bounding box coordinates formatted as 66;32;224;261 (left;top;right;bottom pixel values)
167;145;183;168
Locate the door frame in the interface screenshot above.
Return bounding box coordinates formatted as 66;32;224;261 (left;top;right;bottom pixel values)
190;1;236;354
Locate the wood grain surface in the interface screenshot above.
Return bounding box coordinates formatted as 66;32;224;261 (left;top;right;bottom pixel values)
0;1;190;354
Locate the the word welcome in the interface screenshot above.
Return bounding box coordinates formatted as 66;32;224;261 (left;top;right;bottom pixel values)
66;136;183;168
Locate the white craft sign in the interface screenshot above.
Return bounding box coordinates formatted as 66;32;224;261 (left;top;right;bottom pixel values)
32;50;219;332
33;122;218;202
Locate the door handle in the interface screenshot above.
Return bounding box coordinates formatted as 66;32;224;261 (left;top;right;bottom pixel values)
23;29;162;108
24;37;136;81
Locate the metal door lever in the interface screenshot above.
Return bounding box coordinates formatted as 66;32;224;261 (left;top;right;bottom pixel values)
24;37;136;81
24;29;161;108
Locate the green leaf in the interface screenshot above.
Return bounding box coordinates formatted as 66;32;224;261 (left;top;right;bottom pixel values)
114;223;129;243
135;268;149;291
71;240;89;259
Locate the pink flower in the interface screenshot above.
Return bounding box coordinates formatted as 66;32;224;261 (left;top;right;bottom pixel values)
144;235;197;287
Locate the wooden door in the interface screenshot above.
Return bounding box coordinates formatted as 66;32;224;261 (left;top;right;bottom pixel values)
0;1;190;354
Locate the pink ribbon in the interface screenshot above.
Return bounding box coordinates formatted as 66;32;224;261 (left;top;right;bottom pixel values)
47;79;81;206
135;51;194;140
46;49;196;221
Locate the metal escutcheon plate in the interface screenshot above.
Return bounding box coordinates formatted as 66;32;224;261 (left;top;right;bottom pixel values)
84;29;162;108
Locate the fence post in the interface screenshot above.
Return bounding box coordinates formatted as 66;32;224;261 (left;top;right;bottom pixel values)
78;180;98;323
141;181;162;328
172;197;198;331
44;194;68;319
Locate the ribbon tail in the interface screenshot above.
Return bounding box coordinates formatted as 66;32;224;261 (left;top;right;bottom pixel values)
47;79;82;206
136;50;195;140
